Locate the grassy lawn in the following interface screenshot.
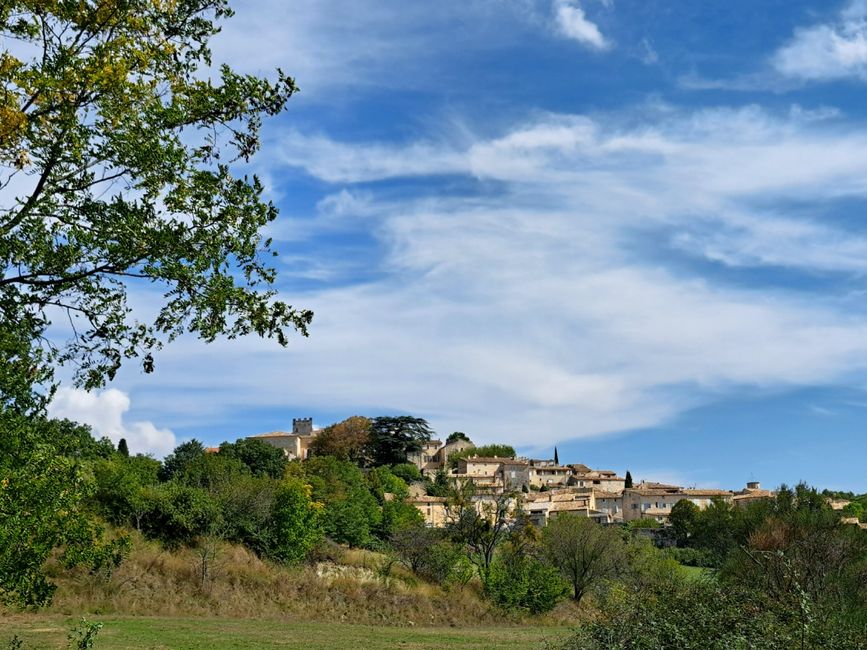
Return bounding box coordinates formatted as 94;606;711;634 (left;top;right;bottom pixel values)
2;616;570;650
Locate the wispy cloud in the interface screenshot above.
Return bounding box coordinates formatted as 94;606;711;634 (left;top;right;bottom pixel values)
552;1;610;50
773;1;867;81
109;104;867;450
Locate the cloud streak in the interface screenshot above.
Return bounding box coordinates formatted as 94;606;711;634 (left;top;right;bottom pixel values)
109;104;867;452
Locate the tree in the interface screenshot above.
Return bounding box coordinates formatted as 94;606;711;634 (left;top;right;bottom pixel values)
554;446;559;465
485;545;567;614
302;456;381;547
0;0;311;402
367;416;433;466
625;470;633;488
265;477;322;564
218;438;286;479
446;431;471;444
0;410;128;606
542;513;625;603
446;482;515;584
158;440;205;482
117;438;129;458
308;416;371;463
669;499;700;546
447;443;516;468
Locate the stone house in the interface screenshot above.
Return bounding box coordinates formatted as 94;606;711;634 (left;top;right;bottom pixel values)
593;489;624;521
529;463;573;488
568;464;626;492
407;439;444;474
622;486;733;523
732;481;775;508
246;417;320;460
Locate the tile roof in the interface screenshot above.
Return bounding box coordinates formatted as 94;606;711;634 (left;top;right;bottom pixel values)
249;430;294;438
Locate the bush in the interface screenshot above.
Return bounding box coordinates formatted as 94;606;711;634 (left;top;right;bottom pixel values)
665;546;716;568
139;483;220;548
485;550;567;614
554;580;866;650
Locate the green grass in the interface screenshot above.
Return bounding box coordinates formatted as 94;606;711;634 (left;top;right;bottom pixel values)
2;616;570;650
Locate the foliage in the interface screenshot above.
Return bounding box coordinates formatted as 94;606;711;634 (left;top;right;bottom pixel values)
485;546;567;614
138;482;221;549
0;410;127;608
158;440;205;482
555;579;866;650
0;0;310;402
67;618;103;650
425;469;451;497
117;438;129;457
446;432;471;444
669;498;700;546
390;462;422;484
391;525;463;585
309;416;371;463
210;473;278;554
91;454;160;527
367;416;433;466
218;438;287;479
627;517;661;529
447;443;516;468
303;456;381;547
542;514;625;603
265;477;323;564
624;470;633;489
445;483;514;583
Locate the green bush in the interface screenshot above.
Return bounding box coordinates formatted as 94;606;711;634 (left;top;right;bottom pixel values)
139;483;220;548
485;551;567;614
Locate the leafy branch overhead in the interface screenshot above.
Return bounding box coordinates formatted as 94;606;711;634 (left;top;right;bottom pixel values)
0;0;311;408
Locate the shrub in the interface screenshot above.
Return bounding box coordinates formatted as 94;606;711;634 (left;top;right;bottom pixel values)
485;550;567;614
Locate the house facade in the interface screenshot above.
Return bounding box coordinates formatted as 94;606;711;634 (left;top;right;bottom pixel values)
246;417;320;460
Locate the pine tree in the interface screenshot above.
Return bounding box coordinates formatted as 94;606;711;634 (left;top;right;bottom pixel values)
625;470;633;488
554;446;559;465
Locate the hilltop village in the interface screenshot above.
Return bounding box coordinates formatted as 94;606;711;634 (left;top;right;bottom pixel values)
239;418;783;530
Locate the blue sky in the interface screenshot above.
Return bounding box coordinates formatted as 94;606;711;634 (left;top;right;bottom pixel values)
48;0;867;492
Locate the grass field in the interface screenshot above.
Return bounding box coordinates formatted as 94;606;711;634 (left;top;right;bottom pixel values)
2;616;570;650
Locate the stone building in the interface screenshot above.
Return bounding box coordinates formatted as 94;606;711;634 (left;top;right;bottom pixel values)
246;417;320;460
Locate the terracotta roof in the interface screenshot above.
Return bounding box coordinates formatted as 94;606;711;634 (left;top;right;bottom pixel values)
637;481;682;490
594;490;622;499
733;490;774;500
409;496;447;504
569;463;592;473
531;466;573;472
204;446;220;453
460;456;527;466
682;489;733;497
550;501;591;512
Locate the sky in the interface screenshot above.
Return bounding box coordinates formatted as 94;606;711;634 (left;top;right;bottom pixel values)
46;0;867;492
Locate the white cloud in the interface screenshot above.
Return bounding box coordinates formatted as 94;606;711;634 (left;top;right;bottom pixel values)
48;388;176;457
553;0;610;50
101;104;867;452
773;2;867;81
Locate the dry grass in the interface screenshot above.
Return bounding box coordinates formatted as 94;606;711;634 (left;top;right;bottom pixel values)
25;533;580;628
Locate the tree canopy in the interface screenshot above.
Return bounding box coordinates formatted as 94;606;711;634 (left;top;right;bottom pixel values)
0;0;311;412
367;416;433;466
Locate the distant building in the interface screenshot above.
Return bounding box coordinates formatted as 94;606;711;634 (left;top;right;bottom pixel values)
622;485;733;523
732;481;776;508
246;417;320;460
